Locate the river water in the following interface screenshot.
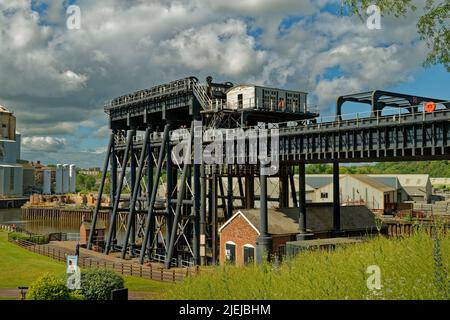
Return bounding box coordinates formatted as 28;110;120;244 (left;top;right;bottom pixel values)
0;208;132;244
0;208;81;235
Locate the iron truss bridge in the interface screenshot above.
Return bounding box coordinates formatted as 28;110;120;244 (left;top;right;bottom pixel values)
88;76;450;269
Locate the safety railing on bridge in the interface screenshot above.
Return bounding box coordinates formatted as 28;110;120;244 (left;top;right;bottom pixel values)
272;103;450;134
112;102;450;148
104;77;197;111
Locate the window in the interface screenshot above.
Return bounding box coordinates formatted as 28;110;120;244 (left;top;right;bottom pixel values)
10;169;14;193
243;245;255;265
237;94;243;109
225;241;236;264
321;192;328;199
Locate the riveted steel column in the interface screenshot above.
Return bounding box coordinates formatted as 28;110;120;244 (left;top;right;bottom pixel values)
211;172;218;265
139;124;170;264
200;164;207;265
290;173;298;208
105;129;135;255
297;162;308;240
193;162;201;265
227;170;233;219
87;133;113;250
129;128;137;250
122;128;150;259
245;173;255;209
110;135;118;245
146;130;154;258
165;122;174;254
256;165;272;264
333;161;341;233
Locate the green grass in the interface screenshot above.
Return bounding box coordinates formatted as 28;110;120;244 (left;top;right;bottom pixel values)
0;231;172;298
0;231;65;288
165;231;450;300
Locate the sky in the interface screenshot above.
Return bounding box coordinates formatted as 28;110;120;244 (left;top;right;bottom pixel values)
0;0;448;168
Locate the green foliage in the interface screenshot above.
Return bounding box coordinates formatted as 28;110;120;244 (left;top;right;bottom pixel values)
27;274;71;300
9;232;49;245
76;174;98;193
80;269;125;300
418;0;449;71
165;231;450;300
341;0;449;71
305;161;450;177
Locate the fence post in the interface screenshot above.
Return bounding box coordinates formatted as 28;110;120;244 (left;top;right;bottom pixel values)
173;270;175;282
130;265;133;276
140;266;142;277
121;264;124;274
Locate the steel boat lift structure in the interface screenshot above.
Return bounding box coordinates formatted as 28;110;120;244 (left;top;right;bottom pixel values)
87;76;450;269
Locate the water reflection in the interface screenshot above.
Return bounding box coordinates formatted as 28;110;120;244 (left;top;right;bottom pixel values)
0;208;126;243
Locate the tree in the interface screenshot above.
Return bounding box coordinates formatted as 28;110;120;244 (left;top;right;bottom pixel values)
342;0;449;71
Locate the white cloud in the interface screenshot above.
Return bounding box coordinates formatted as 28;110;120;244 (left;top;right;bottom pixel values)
22;136;67;152
0;0;443;167
158;19;266;77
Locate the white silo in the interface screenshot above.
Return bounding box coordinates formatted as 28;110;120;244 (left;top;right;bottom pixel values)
55;164;63;194
69;164;76;193
62;164;70;194
42;170;51;195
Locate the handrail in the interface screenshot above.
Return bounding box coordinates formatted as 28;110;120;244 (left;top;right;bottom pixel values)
114;105;450;147
105;77;197;111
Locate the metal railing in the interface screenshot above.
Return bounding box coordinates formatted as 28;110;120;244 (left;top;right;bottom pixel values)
104;77;197;111
192;80;212;110
8;236;199;283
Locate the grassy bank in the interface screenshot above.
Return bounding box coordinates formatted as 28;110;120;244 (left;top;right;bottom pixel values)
165;231;450;300
0;231;172;298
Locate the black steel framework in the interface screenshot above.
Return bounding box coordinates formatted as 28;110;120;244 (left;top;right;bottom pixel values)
88;76;450;268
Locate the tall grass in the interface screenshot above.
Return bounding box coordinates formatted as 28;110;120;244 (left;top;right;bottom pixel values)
165;230;450;300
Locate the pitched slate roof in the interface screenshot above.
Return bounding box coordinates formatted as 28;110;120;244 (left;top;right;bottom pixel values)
221;204;377;235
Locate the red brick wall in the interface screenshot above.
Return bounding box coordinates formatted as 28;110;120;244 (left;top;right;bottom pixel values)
219;214;259;266
80;225;88;245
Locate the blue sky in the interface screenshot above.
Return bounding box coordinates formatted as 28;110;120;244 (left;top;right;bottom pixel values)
0;0;448;167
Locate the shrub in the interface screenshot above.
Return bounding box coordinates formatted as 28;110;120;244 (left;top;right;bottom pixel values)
27;274;71;300
10;232;48;244
80;269;124;300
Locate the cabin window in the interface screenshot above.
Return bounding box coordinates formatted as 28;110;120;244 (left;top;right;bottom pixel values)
225;241;236;264
238;94;243;109
321;192;328;199
243;245;255;265
10;169;14;192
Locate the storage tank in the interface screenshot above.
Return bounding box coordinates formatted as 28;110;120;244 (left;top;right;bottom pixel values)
69;164;76;193
55;164;63;194
42;170;51;195
62;164;70;194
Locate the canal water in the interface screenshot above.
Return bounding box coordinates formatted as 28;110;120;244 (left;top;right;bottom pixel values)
0;208;130;243
0;208;80;235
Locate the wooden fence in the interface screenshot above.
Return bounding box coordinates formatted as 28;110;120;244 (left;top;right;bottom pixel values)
8;236;198;283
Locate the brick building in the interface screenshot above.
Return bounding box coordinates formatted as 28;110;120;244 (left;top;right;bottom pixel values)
219;204;378;266
218;210;299;266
